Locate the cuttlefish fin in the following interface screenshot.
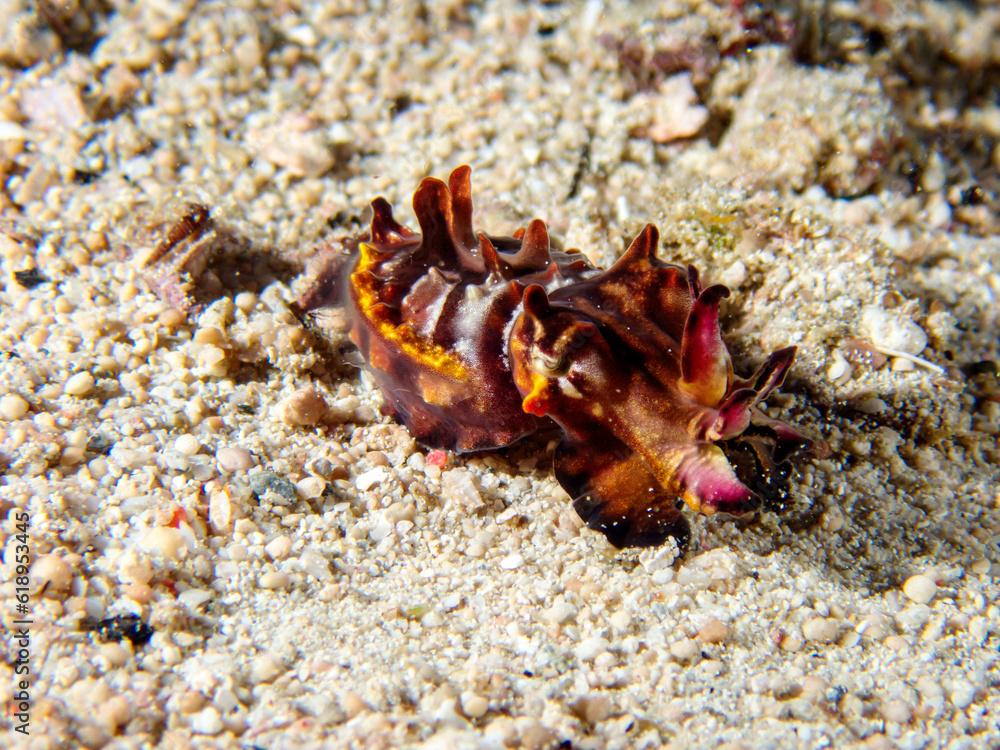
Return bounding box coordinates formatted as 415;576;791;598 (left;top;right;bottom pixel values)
706;347;799;441
748;346;796;398
370;197;415;246
749;410;823;461
555;437;689;549
675;443;758;515
447;165;476;250
679;277;732;406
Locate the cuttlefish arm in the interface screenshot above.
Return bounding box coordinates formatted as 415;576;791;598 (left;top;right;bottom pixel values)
509;245;814;548
555;435;690;549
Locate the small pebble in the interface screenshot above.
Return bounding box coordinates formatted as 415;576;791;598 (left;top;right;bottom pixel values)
123;583;153;604
801;675;827;702
543;600;576;626
249;116;335;177
296;475;326;499
177;690;207;714
880;698;912;724
950;680;976;709
861;735;894;750
839;630;861;648
366;450;390;466
572;694;611;724
426;449;448;468
189;706;223;735
499;553;523;570
897;604;931;634
860;306;927;356
442;468;484;510
698;659;724;678
307;456;343;479
265;535;292;560
884;634;909;652
802;617;839;643
117;551;153;585
355;466;388;492
209;489;234;533
250;653;284;684
179;589;212;609
853;397;887;415
826;350;851;382
902;574;937;604
575;636;610;662
669;638;700;662
644;73;708;143
160;643;182;665
99;643;130;669
696;618;729;644
60;445;86;465
520;721;559;750
249;471;298;504
318;584;340;601
30;553;73;593
719;260;746;289
97;695;131;732
64;371;96;396
259;570;290;589
369;516;393;542
460;691;489;719
159;308;185;329
970;558;990;575
921;152;946;192
0;394;29;419
609;609;631;632
341;691;369;719
140;527;187;560
194;326;226;346
277;386;330;426
173;434;201;455
216;446;254;472
968;615;990;645
857;613;891;640
196;344;228;376
891;356;915;372
234;291;257;312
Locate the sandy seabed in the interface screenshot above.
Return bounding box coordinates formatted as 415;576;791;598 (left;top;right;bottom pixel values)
0;1;998;749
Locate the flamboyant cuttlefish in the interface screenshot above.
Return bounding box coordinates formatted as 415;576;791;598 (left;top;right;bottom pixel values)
296;167;815;548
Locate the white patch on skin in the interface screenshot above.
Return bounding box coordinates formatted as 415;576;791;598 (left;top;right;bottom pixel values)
544;265;600;293
501;299;524;371
453;284;504;369
560;379;584;399
408;271;452;339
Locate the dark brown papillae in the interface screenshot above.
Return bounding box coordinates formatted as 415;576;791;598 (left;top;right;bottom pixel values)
297;167;816;549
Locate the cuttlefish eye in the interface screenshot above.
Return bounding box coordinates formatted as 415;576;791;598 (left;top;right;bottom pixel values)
530;321;596;377
532;348;567;377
